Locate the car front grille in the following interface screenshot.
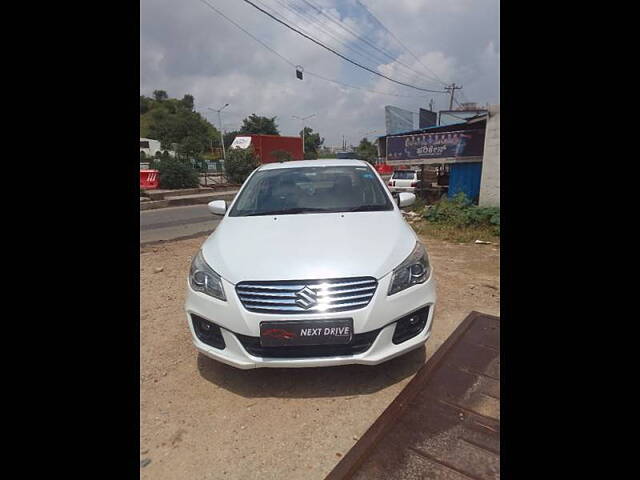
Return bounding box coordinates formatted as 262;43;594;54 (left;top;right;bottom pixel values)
235;329;381;358
235;277;378;314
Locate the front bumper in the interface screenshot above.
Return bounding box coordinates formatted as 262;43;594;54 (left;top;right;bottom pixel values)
185;271;436;369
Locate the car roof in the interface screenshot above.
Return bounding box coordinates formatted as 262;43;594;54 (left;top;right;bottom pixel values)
258;159;371;171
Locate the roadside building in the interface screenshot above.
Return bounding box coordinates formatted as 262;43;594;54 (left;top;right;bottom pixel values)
377;104;500;206
438;103;488;126
478;105;500;207
140;137;175;158
140;138;161;157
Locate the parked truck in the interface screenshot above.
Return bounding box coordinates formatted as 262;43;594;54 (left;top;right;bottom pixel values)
229;134;303;164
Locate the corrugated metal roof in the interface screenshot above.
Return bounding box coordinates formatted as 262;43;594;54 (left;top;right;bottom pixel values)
378;120;484;140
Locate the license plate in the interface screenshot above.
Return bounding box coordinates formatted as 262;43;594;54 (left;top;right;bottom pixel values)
259;318;353;347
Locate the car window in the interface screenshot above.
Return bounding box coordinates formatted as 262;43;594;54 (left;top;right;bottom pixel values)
229;166;394;216
392;171;416;180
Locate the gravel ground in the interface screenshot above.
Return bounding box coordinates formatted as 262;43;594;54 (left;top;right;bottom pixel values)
140;233;499;479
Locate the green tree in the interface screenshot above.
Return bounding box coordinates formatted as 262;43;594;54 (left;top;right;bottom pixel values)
153;90;168;101
145;95;219;155
239;114;279;135
140;96;151;114
356;137;378;164
225;147;259;184
181;94;194;111
176;135;205;161
300;127;324;159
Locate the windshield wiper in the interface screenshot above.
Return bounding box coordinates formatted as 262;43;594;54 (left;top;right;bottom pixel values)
244;207;333;216
345;205;389;212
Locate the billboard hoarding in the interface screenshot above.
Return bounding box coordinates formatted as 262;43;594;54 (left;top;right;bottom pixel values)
386;129;485;164
418;109;437;129
385;105;414;135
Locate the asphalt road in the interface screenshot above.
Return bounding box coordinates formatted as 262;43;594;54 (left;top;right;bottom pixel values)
140;205;222;244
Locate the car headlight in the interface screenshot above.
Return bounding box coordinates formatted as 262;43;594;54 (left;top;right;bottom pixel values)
189;250;226;301
388;242;431;296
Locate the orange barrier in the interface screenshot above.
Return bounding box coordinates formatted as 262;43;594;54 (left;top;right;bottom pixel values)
375;163;393;175
140;170;159;189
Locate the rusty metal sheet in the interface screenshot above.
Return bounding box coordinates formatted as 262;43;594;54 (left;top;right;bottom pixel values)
326;311;500;480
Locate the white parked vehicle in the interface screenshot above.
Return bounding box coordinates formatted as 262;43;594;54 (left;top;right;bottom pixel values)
388;169;421;193
185;159;436;369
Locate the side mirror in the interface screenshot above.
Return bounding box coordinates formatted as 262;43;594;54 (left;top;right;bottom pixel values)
398;192;416;208
208;200;226;215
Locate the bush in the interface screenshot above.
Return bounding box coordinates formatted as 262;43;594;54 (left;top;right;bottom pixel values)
424;193;500;235
272;149;294;162
225;147;259;184
156;156;200;189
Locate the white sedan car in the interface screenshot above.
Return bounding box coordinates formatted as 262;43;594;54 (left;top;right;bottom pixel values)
388;169;421;193
185;159;436;369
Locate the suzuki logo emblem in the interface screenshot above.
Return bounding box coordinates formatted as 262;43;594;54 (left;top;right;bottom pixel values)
295;286;318;309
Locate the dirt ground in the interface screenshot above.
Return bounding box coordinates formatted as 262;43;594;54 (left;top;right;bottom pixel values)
140;232;499;479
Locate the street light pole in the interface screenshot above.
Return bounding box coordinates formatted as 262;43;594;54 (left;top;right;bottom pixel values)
292;113;316;155
208;103;229;162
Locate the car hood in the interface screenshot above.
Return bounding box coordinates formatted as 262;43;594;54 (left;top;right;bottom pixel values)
201;211;417;284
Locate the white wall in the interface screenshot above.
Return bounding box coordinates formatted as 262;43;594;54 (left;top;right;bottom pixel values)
479;105;500;207
140;138;162;157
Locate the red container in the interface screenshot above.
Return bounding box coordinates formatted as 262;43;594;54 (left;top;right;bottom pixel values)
375;163;393;175
242;134;304;163
140;169;159;189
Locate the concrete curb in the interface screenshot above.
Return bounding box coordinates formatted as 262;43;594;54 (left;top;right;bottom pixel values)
164;190;237;207
140;190;239;211
146;188;203;201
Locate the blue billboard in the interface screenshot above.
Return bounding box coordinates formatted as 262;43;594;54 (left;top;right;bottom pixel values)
386;129;485;162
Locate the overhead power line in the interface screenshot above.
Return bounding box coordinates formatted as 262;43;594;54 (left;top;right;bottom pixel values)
355;0;448;87
198;0;296;66
265;0;443;89
263;0;414;84
305;70;430;98
297;0;443;85
198;0;432;99
239;0;447;93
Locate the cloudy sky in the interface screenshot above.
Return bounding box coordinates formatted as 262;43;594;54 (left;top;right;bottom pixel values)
140;0;499;147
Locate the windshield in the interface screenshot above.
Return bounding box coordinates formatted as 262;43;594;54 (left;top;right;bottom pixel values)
229;165;394;217
392;171;416;180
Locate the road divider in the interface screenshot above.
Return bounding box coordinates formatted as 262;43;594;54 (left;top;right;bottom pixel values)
140;189;239;211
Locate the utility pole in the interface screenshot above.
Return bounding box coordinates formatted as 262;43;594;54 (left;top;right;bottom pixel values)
208;103;229;162
445;83;463;110
292;114;316;155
